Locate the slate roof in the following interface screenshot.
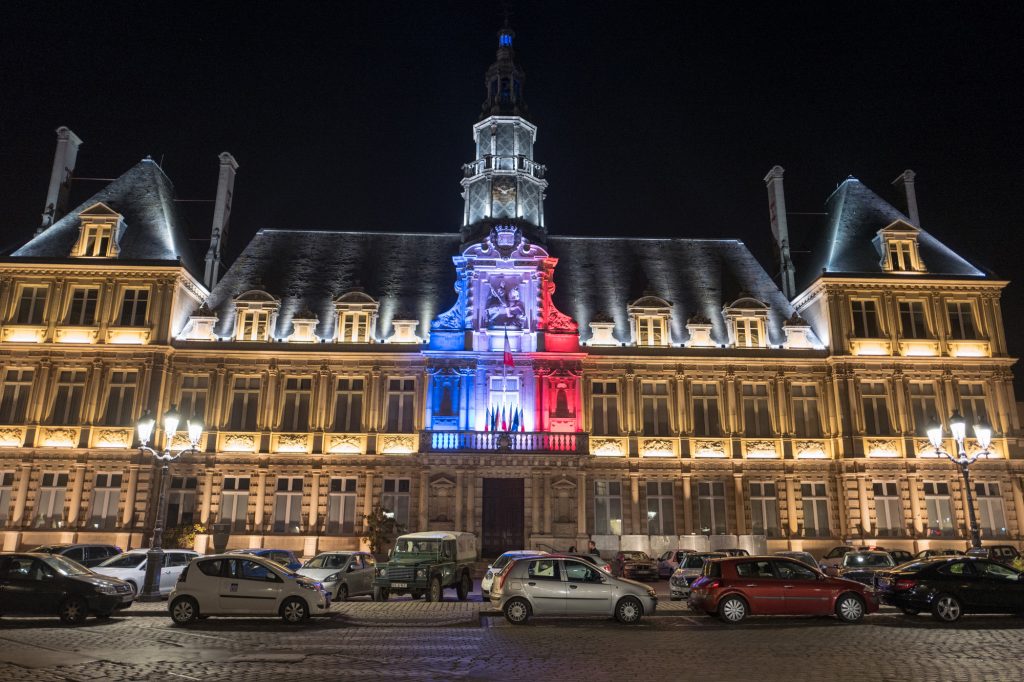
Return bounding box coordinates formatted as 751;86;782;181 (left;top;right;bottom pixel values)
206;230;804;347
11;159;203;279
794;178;985;293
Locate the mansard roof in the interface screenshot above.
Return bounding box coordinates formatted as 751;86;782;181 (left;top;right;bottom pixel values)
206;230;801;346
11;159;202;278
795;177;984;293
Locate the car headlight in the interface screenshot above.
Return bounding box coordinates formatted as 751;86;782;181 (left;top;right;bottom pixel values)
298;580;323;591
323;573;340;583
376;567;386;578
416;568;426;579
97;584;118;594
646;587;657;598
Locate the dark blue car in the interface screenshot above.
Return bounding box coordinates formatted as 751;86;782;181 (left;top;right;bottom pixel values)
227;548;302;571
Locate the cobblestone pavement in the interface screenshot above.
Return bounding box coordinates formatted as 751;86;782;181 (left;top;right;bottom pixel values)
1;608;1023;681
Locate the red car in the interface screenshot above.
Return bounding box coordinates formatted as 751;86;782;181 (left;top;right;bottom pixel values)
687;556;878;624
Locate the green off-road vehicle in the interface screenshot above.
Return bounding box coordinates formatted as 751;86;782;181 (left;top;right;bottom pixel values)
373;531;477;602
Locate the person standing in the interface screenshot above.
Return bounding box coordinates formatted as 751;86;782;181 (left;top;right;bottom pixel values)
587;540;600;556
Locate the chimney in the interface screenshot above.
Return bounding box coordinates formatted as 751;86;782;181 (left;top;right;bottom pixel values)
37;126;83;234
764;165;796;299
204;152;239;290
892;169;920;226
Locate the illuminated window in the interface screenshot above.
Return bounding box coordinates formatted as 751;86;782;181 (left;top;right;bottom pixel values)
178;375;209;423
51;369;86;425
333;378;364;432
878;223;925;272
594;480;622;535
749;482;780;537
280;377;312;431
118;289;149;326
873;482;902;537
958;382;989;428
102;370;137;426
382;478;410;526
14;285;48;324
898;301;930;338
227;376;261;430
34;472;69;529
791;384;821;437
909;382;939;436
339;311;371;343
860;381;892;435
66;288;99;325
646;481;675;535
887;240;916;271
326;478;357;534
167;476;197;526
334;290;379;343
88;473;122;531
628;296;672;347
233;290;279;341
924;482;954;537
0;472;14;525
742;383;772;437
219;477;250;532
850;299;881;337
801;482;830;537
946;302;978;340
698;481;727;534
0;369;34;423
237;309;270;341
975;483;1007;538
590;380;619;436
636;315;668;346
691;382;721;436
385;378;416;432
489;375;519;414
723;297;770;348
734;317;764;348
273;477;304;534
640;381;670;435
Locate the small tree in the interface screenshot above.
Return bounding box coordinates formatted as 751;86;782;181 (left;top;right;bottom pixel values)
166;522;207;550
362;505;405;555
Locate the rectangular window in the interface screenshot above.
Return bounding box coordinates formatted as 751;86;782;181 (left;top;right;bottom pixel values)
102;370;137;426
87;472;122;530
923;481;954;537
975;483;1007;538
873;482;902;537
888;240;915;271
959;382;989;428
80;224;112;257
691;382;721;436
488;375;520;414
0;369;34;423
167;476;197;526
646;481;675;535
898;301;929;339
273;477;304;534
15;285;48;325
734;318;762;347
66;288;99;325
909;382;939;436
742;383;772;437
34;472;69;529
636;316;666;346
946;302;978;340
590;380;619;436
791;384;821;437
749;481;780;537
339;311;370;343
237;309;269;341
280;377;312;431
801;482;830;537
640;381;670;436
860;381;892;435
594;480;623;535
385;378;416;432
333;378;364;432
851;300;881;338
326;478;357;534
698;481;727;534
50;369;87;425
228;376;261;430
382;478;410;527
118;289;149;326
0;471;15;525
219;477;250;532
178;375;209;422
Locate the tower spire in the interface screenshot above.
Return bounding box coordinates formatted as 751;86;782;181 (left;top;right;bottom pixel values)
481;18;527;119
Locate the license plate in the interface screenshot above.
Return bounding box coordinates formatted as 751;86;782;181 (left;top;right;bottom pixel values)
391;582;408;588
121;594;133;603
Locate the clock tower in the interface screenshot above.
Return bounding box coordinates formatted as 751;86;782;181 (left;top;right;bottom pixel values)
461;23;548;242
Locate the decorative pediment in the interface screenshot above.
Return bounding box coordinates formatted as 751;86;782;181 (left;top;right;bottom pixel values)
875;220;926;273
71;202;124;258
461;224;549;262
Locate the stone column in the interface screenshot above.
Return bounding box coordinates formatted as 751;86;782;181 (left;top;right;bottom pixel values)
576;471;587;536
122;465;140;527
543;473;553;534
200;469;214;524
624;371;637;434
681;474;693;535
455;470;464;530
532;474;542;534
785;476;799;536
1010;475;1024;540
465;474;475;535
362;471;375;532
906;474;923;536
733;472;746;535
12;464;32;525
67;464;87;527
418;471;429;530
308;472;320;533
254;471;267;530
630;474;640;535
857;475;871;536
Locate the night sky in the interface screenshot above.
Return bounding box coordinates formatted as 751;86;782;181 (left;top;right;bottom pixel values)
3;2;1023;378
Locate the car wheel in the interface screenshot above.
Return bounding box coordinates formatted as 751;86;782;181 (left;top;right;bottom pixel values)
456;572;471;601
337;584;349;602
615;596;643;625
58;597;88;625
718;596;748;624
504;597;531;625
426;577;443;602
372;586;389;602
280;597;309;623
170;596;199;625
932;593;963;623
835;593;865;623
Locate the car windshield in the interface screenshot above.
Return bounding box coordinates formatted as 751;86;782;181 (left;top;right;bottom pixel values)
393;539;440;556
622;552;650;561
98;554;145;568
843;553;893;568
43;555;92;576
304;553;350;569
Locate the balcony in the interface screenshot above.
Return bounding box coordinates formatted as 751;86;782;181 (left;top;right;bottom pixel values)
420;430;587;454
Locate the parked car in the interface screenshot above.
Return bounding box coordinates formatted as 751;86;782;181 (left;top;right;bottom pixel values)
717;548;751;557
773;550;819;569
965;545;1021;566
373;531;477;601
876;557;1024;622
888;550;914;564
839;551;897;587
297;551;376;601
688;556;878;624
612;551;658;581
657;550;695;578
93;549;198;595
913;548;964;560
549;552;613;575
489;555;657;625
169;553;330;624
482;551;547;597
29;543;122;568
670;552;727;600
0;552;134;624
226;548;302;571
819;546;856;574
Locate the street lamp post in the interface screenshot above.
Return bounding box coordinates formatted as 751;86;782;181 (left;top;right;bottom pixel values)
135;406;203;602
926;412;992;549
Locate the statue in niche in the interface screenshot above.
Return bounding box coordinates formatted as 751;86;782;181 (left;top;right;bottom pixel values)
553;381;573;418
485;277;527;329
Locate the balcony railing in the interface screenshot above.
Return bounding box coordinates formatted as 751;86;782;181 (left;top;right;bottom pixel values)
420;430;587;454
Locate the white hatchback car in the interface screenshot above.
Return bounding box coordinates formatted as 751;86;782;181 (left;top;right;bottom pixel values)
169;553;330;624
94;549;198;595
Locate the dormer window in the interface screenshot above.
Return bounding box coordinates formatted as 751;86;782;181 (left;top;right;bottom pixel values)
340;311;371;342
628;295;672;347
71;203;123;258
723;297;770;349
232;290;280;342
334;290;379;343
877;221;925;273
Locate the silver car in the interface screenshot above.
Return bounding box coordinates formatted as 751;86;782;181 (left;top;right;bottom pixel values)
482;551;547;597
489;555;656;624
297;551;376;601
670;552;726;600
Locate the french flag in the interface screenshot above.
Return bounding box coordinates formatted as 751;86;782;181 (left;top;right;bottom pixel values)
503;329;515;367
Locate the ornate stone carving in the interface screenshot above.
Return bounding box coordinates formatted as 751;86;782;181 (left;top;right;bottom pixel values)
95;428;131;448
0;427;24;446
694;440;727;457
276;434;309;452
222;433;256;452
327;434;362;454
641;438;674;454
40;427;78;447
866;439;899;457
591;438;624;456
380;435;417;454
795;440;827;458
745;440;778;457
